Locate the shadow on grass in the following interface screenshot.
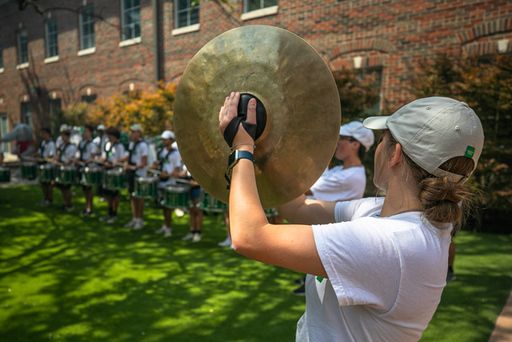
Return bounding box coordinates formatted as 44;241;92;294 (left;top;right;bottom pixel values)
0;185;304;341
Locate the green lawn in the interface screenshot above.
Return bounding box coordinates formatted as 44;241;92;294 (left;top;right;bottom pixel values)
0;184;511;341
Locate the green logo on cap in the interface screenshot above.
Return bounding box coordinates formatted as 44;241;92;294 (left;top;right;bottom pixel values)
465;146;475;158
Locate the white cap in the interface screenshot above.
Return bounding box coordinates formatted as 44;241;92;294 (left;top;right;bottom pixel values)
339;121;375;151
59;124;69;132
363;97;484;183
161;130;175;140
97;124;106;131
130;123;143;132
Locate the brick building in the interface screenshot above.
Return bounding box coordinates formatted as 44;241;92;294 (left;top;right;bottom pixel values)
1;0;511;158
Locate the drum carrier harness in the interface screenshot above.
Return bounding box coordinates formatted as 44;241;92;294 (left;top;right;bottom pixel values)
157;146;176;181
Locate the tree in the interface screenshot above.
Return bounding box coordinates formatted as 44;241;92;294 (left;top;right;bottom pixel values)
413;54;512;230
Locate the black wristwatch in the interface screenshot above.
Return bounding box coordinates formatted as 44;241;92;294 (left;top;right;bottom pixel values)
227;150;254;170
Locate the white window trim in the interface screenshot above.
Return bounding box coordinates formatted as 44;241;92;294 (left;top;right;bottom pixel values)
119;36;142;47
77;47;96;56
172;23;200;36
241;5;278;21
0;68;4;73
44;56;59;64
16;62;29;70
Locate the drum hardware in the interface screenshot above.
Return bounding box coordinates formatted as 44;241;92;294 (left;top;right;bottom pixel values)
162;185;191;209
0;166;11;182
173;25;341;209
55;165;79;185
103;168;127;190
134;176;159;199
37;164;55;183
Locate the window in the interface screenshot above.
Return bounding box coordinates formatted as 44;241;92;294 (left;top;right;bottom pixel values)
121;0;141;41
17;28;28;64
175;0;199;29
0;39;4;69
49;98;62;116
79;6;95;50
21;102;33;129
1;114;8;155
244;0;277;12
45;18;59;58
81;94;97;103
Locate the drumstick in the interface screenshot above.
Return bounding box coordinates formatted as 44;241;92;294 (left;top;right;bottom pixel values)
148;169;161;175
176;178;190;184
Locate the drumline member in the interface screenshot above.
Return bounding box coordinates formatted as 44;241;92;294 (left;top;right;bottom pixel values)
179;165;204;243
219;93;484;341
151;130;181;237
53;129;77;211
97;127;125;223
0;142;4;166
119;124;148;230
76;125;99;217
55;124;69;151
33;127;56;206
93;124;108;202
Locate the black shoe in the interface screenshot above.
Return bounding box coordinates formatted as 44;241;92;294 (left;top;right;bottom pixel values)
81;210;93;217
294;277;306;285
292;284;306;296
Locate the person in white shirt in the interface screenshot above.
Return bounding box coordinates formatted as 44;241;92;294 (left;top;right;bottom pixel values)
97;127;126;223
219;93;484;342
33;127;56;206
150;130;182;237
119;124;148;230
55;123;69;151
1;122;35;160
53;129;77;211
77;125;99;216
292;121;374;295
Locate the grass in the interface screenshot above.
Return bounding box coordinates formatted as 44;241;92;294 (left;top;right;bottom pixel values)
0;184;511;341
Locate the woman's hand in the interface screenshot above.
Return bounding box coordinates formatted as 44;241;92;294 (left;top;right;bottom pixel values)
219;92;257;148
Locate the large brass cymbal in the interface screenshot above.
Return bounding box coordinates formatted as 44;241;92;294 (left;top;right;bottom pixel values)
174;25;341;209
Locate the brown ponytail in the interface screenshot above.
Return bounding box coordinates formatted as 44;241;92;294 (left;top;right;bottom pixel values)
387;131;476;229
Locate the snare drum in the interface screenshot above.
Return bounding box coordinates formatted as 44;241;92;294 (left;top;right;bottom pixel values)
81;165;104;186
134;177;159;199
55;165;78;185
37;164;55;183
0;166;11;182
104;168;127;190
162;185;191;209
21;162;37;180
200;190;228;212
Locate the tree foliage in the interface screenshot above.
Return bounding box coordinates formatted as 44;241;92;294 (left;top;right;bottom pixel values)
59;81;176;137
413;54;512;228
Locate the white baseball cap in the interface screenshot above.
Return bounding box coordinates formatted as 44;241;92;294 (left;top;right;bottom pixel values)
97;124;106;131
339;121;375;151
161;130;175;140
363;97;484;183
130;123;143;132
59;124;69;132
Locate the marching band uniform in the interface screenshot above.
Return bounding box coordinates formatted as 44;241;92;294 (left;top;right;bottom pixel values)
99;131;126;223
153;130;181;237
77;126;99;216
36;130;56;206
54;132;77;211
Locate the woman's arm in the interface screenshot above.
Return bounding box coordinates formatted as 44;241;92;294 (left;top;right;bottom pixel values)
219;92;327;278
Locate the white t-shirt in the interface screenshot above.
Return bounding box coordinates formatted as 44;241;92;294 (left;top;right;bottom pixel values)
158;147;181;188
77;140;99;164
127;140;148;177
102;141;125;164
310;165;366;201
58;144;77;163
39;140;56;159
296;197;452;342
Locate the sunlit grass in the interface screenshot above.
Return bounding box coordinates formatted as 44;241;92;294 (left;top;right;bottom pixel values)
0;185;511;341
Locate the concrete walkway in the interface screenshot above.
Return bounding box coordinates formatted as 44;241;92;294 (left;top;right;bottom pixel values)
489;291;512;342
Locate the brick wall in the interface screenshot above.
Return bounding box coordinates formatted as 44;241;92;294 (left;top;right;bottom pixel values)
0;0;511;137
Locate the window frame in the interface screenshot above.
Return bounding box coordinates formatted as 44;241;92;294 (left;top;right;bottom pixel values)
79;5;95;52
20;102;33;129
17;28;29;66
45;18;59;59
174;0;200;30
121;0;141;41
